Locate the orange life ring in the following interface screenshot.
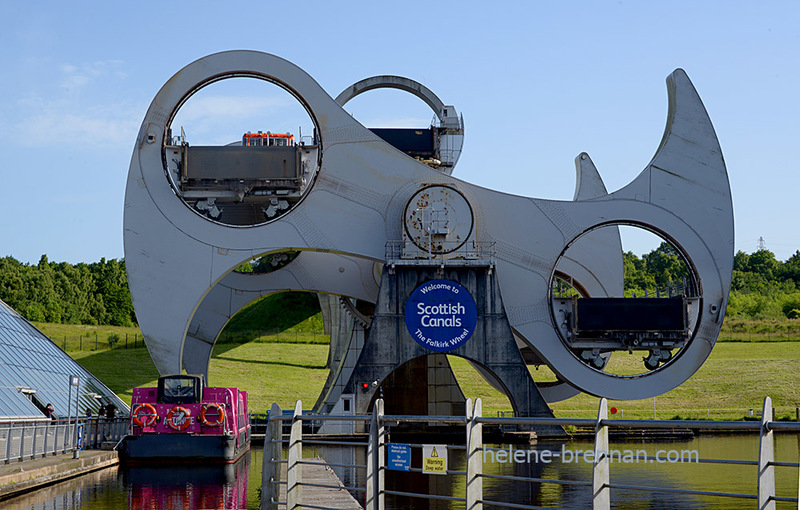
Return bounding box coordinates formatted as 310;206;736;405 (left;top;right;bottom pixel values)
165;406;192;431
131;403;158;427
200;403;225;427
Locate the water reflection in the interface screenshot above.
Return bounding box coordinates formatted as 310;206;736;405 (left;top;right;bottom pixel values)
2;434;798;509
122;453;250;509
3;465;124;510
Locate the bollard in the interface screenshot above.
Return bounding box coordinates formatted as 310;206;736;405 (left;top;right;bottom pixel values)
593;398;610;510
466;398;483;510
260;403;282;510
758;397;776;510
287;400;303;509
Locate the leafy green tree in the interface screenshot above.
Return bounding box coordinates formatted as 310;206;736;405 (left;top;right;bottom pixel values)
623;243;688;296
642;242;689;288
0;255;135;326
781;293;800;319
623;251;655;296
4;244;800;325
746;249;780;281
733;250;750;272
780;251;800;286
90;258;135;327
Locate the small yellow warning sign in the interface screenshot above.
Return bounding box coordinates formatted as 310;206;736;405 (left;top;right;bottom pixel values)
422;444;447;475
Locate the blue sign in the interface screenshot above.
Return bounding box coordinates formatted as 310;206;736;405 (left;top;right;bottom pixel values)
404;279;477;352
387;443;411;471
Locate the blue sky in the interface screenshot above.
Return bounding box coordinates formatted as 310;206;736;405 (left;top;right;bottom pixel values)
1;1;798;265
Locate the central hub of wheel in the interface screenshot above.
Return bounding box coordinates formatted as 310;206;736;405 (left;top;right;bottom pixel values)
403;185;473;254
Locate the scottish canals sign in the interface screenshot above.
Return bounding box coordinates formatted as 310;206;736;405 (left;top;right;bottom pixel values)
404;279;477;352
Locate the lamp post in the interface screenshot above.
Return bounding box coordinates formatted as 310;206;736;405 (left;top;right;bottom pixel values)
69;375;79;458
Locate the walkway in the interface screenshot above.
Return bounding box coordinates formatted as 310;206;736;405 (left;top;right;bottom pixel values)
0;450;118;501
277;457;363;509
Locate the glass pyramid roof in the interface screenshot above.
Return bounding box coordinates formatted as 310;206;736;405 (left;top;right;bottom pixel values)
0;299;128;421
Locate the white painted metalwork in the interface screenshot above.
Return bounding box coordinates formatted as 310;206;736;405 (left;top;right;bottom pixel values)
128;53;623;407
466;398;483;510
261;397;799;510
0;417;127;463
593;399;610;509
335;75;464;171
759;396;776;510
124;51;733;401
287;400;302;508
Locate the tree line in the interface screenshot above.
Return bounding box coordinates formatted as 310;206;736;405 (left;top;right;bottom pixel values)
624;244;800;319
1;246;799;327
0;255;135;326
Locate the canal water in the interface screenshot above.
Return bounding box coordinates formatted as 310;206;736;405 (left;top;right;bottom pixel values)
4;434;799;509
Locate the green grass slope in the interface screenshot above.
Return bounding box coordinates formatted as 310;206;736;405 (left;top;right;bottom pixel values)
68;340;800;421
222;291;323;333
48;291;800;419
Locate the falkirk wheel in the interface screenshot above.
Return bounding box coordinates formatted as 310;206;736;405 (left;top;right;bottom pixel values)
123;51;733;418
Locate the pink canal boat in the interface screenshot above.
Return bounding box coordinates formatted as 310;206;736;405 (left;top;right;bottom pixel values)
119;374;250;463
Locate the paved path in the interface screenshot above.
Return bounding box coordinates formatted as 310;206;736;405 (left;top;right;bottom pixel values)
278;457;363;509
0;450;118;501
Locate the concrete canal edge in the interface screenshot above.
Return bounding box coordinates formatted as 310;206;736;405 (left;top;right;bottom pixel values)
0;451;119;501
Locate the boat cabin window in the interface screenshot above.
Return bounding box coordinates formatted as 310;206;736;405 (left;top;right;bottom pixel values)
157;375;203;404
242;132;295;147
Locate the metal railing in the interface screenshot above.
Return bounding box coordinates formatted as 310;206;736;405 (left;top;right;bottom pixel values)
0;419;76;463
260;396;800;510
385;240;496;264
261;402;372;510
0;417;129;463
81;417;129;450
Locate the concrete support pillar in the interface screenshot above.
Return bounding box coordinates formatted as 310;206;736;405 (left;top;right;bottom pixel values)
428;354;467;417
345;265;557;430
315;300;368;414
318;294;339;368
